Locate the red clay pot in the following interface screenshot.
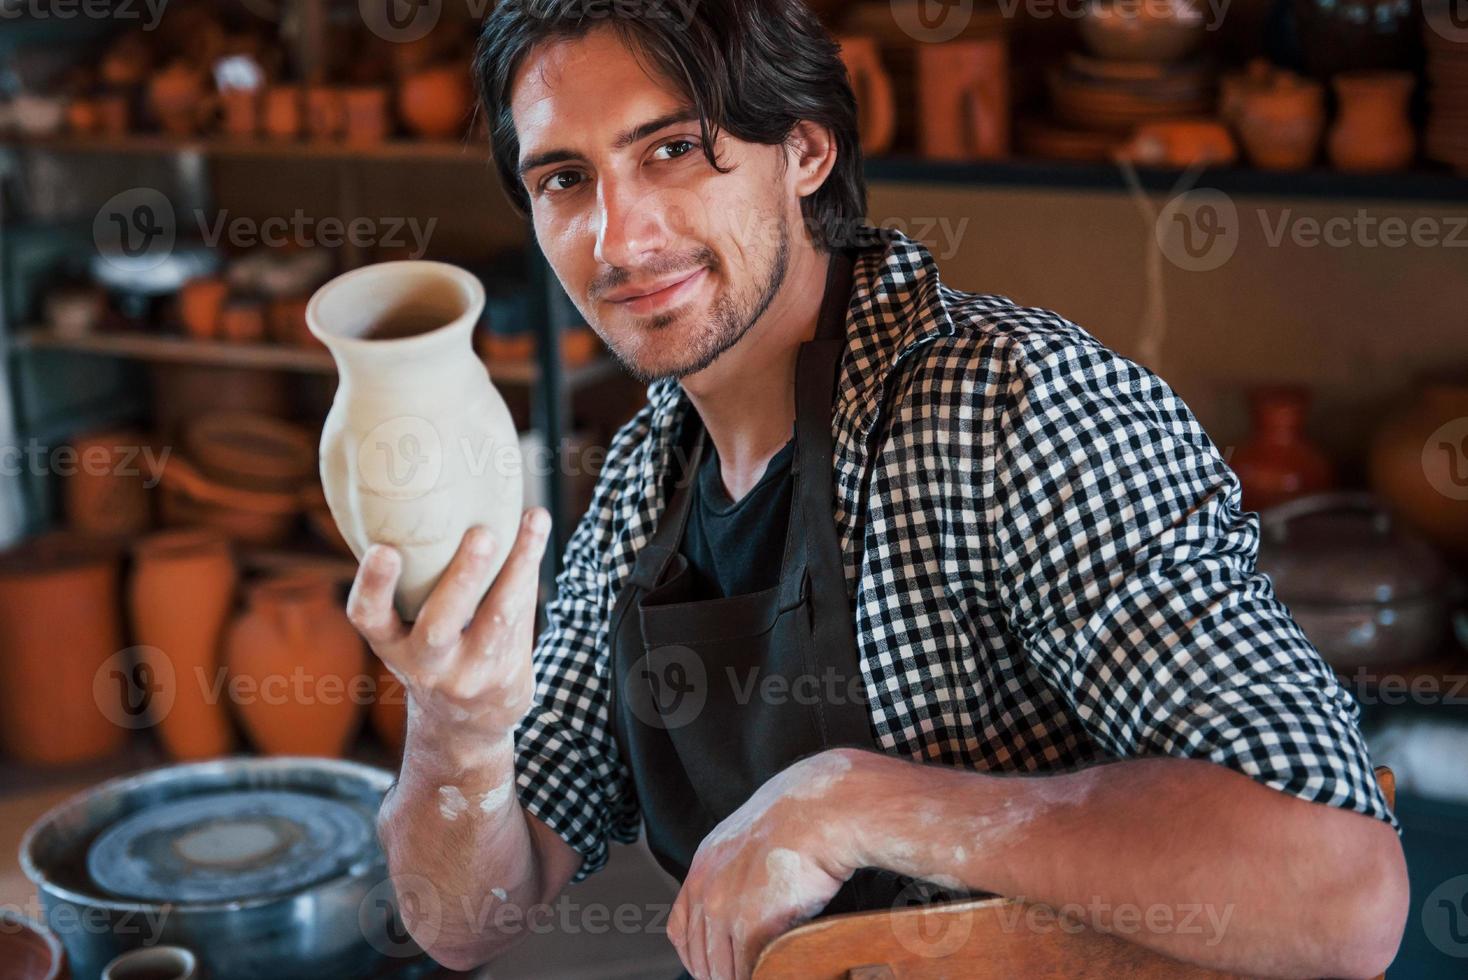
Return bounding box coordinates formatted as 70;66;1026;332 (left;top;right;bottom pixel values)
225;574;367;756
397;64;472;140
128;528;239;760
1230;386;1335;512
0;533;128;765
65;428;153;538
1370;381;1468;556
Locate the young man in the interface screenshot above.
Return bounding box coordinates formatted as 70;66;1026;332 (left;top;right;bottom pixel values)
349;2;1408;978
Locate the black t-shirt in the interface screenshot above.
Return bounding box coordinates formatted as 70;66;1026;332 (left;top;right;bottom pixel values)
678;430;796;600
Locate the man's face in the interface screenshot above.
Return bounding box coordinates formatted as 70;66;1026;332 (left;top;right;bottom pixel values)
510;28;794;383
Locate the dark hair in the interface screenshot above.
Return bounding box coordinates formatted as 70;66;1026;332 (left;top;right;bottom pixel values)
473;0;867;251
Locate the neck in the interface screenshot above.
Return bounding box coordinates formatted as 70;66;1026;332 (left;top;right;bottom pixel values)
678;245;834;499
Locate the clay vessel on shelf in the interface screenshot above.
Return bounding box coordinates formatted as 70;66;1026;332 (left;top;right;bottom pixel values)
836;36;897;155
307;260;523;620
1228;386;1334;512
397;64;472;140
66;427;153;538
1369;380;1468;556
224;574;367;756
916;39;1009;160
1327;71;1415;173
0;533;128;765
128;528;238;760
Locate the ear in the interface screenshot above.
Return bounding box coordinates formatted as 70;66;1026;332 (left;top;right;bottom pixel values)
786;120;838;200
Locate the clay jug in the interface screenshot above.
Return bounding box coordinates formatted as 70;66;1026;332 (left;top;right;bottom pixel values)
837;36;897;155
128;528;238;760
307;261;523;620
1233;72;1325;171
1327;71;1415;173
224;574;367;756
369;654;408;756
1229;386;1334;512
1369;381;1468;556
916;39;1009;160
0;533;128;765
66;428;153;538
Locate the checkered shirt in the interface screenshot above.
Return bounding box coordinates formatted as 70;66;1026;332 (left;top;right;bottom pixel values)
512;224;1400;884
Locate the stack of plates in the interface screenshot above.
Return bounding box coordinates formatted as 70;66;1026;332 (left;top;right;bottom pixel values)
1424;23;1468;173
1048;55;1216;133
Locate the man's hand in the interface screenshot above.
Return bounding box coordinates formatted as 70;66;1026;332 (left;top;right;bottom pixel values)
346;508;552;759
668;749;864;980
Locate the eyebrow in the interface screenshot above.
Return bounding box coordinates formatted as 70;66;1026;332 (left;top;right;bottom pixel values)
516;107;701;182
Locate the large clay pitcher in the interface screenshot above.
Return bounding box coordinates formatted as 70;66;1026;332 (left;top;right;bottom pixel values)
0;533;128;765
837;35;897;155
1228;386;1334;512
307;261;523;620
916;39;1009;160
224;574;367;756
1369;381;1468;556
128;528;238;760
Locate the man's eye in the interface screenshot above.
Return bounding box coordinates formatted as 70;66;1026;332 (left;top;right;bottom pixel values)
656;139;697;160
542;171;583;194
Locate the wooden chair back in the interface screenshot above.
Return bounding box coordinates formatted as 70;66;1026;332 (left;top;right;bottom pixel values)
752;765;1397;980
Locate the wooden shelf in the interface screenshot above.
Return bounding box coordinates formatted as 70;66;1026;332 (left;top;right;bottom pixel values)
9;132;491;164
12;327;626;390
866;155;1468;204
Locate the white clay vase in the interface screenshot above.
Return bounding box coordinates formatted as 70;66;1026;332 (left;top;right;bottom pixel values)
307;261;522;620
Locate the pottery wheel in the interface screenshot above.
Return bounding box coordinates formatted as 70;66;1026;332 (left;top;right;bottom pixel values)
87;790;374;903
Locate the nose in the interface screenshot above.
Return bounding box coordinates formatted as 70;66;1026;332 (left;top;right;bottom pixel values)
593;174;675;271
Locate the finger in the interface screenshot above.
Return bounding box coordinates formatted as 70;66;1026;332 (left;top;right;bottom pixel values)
688;901;711;980
705;915;735;980
346;544;408;648
412;525;501;650
463;508;550;650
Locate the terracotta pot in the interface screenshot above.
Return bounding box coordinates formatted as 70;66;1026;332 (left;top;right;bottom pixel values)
129;529;238;761
307;261;523;620
1231;71;1325;171
95;92;130;137
149;364;291;445
66;98;101;135
224;574;367;757
1080;0;1205;62
1369;381;1468;556
1228;386;1334;512
1120;119;1237;167
307;85;347;141
397;64;472;140
157;453;302;545
837;36;897;155
217;298;267;343
343;86;391;145
262;85;304;142
1328;71;1415;173
266;295;318;348
183;411;316;494
178;277;229;340
219;88;260;139
0;909;67;980
65;428;153;538
0;533;128;765
148;62;210;137
101;33;151;89
369;654;407;756
916;39;1009;160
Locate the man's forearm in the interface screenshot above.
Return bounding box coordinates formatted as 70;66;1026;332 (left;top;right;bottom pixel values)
377;718;543;971
828;750;1408;980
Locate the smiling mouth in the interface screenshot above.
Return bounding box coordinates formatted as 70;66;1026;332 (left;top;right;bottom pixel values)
604;266;709;315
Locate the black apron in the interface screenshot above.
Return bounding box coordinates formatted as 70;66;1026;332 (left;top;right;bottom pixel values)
607;248;976;976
